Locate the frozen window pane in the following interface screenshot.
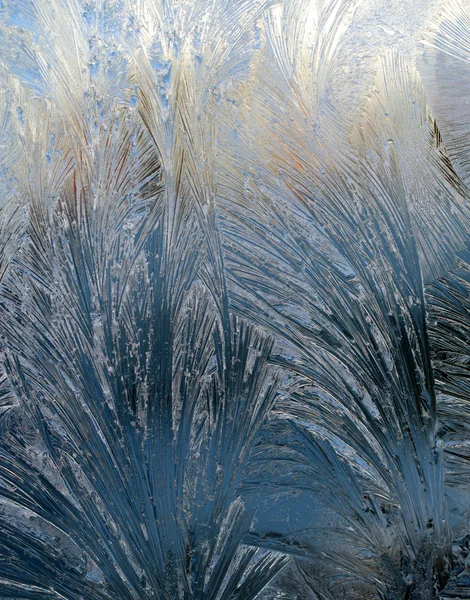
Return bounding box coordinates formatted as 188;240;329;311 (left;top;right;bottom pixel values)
0;1;469;599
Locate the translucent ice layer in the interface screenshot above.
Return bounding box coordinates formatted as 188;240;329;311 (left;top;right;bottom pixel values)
0;1;469;599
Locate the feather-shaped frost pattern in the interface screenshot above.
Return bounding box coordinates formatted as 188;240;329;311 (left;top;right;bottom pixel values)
419;0;470;188
0;0;470;599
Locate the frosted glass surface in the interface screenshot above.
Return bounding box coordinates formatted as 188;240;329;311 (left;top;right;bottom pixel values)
0;1;469;598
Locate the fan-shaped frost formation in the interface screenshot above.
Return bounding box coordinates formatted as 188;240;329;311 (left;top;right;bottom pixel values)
0;0;469;599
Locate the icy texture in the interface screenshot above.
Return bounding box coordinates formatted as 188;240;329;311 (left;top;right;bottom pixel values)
0;1;469;599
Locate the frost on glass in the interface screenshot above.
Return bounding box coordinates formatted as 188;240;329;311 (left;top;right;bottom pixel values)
0;1;469;599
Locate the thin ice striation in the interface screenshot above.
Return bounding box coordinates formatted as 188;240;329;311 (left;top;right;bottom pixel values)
0;1;469;599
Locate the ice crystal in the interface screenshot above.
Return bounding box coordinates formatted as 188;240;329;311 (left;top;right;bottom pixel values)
0;1;469;599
